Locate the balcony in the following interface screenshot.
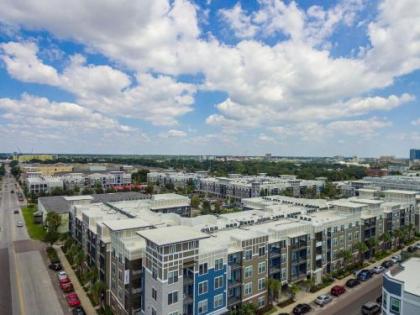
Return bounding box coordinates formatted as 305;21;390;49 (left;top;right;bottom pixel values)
228;296;242;307
316;241;323;247
269;266;281;275
316;254;322;261
229;262;242;270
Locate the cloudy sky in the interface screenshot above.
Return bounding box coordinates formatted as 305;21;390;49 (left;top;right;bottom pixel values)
0;0;419;157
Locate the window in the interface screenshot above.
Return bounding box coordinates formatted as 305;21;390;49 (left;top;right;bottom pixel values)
168;312;179;315
257;296;265;308
258;278;266;290
214;276;223;289
259;246;266;256
244;249;252;260
152;308;157;315
199;263;208;275
383;291;387;309
214;294;224;308
244;266;253;278
152;288;157;301
168;270;178;284
215;258;223;270
390;297;400;314
244;282;252;295
258;261;266;274
198;281;208;295
198;300;208;315
167;291;178;305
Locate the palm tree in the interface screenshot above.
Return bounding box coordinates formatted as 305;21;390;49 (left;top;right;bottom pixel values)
355;242;368;264
393;229;402;248
380;232;392;251
90;280;106;306
337;249;352;270
267;278;281;304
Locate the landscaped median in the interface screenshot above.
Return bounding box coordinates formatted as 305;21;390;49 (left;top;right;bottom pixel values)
21;204;46;240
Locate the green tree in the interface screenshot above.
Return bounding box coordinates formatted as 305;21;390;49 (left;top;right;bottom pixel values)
229;303;257;315
145;184;154;194
201;200;211;215
131;169;149;183
337;249;353;269
45;230;60;246
355;242;368;264
191;195;201;208
45;212;62;231
268;278;281;304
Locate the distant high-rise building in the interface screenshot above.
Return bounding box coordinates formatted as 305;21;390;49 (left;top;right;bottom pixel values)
409;149;420;161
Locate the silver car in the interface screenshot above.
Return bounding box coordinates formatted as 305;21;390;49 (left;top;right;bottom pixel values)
315;294;332;306
16;221;24;227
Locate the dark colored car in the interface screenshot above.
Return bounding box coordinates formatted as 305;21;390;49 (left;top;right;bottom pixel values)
345;278;360;288
293;303;311;315
381;260;394;269
331;285;346;296
358;269;373;281
13;209;19;214
407;246;415;253
49;262;62;271
72;307;86;315
376;295;382;304
361;302;381;315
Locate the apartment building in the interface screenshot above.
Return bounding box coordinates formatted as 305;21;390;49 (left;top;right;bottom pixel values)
147;171;206;189
26;176;64;194
198;174;324;201
21;163;74;176
64;189;418;315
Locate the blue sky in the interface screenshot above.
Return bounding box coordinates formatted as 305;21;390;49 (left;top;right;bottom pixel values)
0;0;419;157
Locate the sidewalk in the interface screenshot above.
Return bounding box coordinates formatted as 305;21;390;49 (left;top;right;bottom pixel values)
54;245;97;315
275;244;413;314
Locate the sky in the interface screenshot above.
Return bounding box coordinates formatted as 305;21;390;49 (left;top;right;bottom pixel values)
0;0;419;157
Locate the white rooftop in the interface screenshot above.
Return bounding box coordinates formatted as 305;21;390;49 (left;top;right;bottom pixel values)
384;190;417;195
387;257;420;296
103;218;154;231
138;226;209;246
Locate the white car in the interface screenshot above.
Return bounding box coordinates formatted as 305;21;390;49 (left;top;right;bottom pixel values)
415;243;420;250
16;221;23;227
57;271;68;281
315;294;332;306
391;255;401;263
372;266;385;274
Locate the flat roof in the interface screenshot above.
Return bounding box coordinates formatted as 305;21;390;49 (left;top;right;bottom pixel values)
103;218;154;231
387;257;420;296
384;189;417;195
63;195;93;201
137;226;209;246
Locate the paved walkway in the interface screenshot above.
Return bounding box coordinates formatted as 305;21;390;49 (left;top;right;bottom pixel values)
54;245;97;315
275;244;414;314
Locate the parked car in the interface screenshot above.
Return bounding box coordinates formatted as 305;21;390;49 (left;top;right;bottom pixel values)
357;269;373;281
72;307;86;315
314;294;332;306
345;278;360;288
60;281;74;293
59;276;70;284
16;221;23;227
391;255;401;263
66;293;81;307
381;260;394;268
330;285;346;296
407;246;415;253
361;302;381;315
13;209;19;214
372;266;385;274
292;303;311;314
49;263;62;271
57;271;67;280
415;243;420;250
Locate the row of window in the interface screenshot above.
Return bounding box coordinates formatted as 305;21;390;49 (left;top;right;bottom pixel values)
244;262;266;278
152;288;179;306
198;276;225;294
243;246;266;260
244;278;266;296
199;258;224;275
197;294;224;315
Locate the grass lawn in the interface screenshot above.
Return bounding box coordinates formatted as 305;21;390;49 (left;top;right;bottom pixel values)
22;205;46;240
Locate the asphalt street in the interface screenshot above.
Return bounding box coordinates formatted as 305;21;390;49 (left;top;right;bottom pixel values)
311;274;383;315
0;167;65;315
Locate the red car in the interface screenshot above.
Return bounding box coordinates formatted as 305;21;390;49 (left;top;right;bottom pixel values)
66;293;81;307
59;276;70;284
331;285;346;296
60;281;74;293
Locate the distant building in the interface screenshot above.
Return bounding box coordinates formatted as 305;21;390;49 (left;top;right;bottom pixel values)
14;154;55;162
409;149;420;161
21;163;73;176
382;257;420;315
366;168;388;177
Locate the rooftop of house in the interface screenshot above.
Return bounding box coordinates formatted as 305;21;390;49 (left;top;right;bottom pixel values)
384;189;417;195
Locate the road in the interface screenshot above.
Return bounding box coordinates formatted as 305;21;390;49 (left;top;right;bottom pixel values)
0;166;65;315
310;275;383;315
